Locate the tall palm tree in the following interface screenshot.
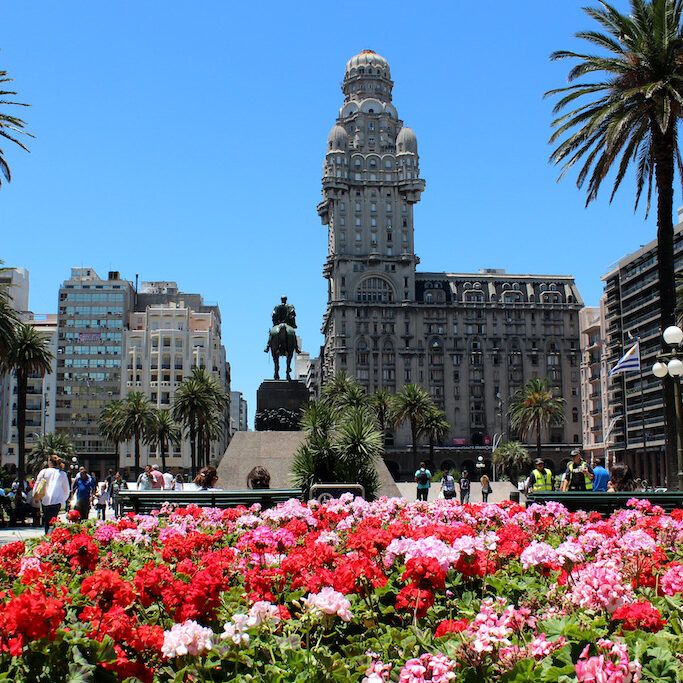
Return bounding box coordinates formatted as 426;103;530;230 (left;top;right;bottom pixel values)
508;378;565;461
173;368;228;476
0;323;53;479
390;384;435;466
492;441;532;488
0;65;33;186
114;392;156;476
147;409;181;473
371;389;392;447
0;262;20;357
547;0;683;484
321;371;357;407
27;433;74;476
98;400;125;469
419;406;451;462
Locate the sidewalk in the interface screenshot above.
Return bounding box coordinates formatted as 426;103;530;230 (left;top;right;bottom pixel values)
395;481;516;504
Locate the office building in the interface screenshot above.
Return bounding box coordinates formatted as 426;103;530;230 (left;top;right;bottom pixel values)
230;391;248;433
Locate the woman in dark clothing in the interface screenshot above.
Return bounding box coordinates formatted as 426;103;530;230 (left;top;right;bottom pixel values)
608;463;637;492
247;466;271;489
194;466;219;490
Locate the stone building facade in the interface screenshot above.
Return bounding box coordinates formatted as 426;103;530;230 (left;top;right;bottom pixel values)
317;50;583;477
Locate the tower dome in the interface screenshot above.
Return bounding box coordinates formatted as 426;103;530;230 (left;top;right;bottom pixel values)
327;124;348;151
345;49;391;78
396;126;418;153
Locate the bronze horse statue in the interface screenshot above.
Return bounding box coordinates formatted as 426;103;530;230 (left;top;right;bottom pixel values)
265;296;301;380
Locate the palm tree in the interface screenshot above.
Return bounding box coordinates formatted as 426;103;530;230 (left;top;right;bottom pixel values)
114;392;156;476
98;400;125;468
508;378;565;461
492;442;532;488
0;324;53;479
371;389;392;447
547;0;683;484
173;368;228;476
0;65;33;186
390;384;435;466
291;401;383;499
321;371;357;407
0;262;20;357
27;433;74;476
419;406;451;462
147;410;181;473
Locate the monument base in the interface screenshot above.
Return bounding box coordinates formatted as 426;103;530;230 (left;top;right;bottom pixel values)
255;380;310;431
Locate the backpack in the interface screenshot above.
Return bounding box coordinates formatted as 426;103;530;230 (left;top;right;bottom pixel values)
33;477;47;504
417;469;430;485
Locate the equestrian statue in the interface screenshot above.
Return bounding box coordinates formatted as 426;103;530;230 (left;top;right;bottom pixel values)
265;296;301;380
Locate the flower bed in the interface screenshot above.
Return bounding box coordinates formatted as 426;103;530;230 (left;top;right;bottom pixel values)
1;496;683;681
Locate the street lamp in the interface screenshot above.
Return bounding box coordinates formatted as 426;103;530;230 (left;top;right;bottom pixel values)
652;325;683;490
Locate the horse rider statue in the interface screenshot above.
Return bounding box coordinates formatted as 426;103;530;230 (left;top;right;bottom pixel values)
265;296;301;380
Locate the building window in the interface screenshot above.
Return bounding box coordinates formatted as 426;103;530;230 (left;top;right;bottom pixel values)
356;277;394;303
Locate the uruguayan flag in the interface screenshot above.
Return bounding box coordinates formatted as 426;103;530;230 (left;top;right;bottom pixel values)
608;342;641;377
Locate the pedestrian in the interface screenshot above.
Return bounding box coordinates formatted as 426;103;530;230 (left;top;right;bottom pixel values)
72;467;96;520
95;481;109;520
414;462;431;502
525;458;555;493
247;466;271;489
174;473;184;491
110;472;128;517
608;463;637;492
34;455;70;534
194;466;220;490
162;470;175;490
560;449;594;491
592;457;610;492
136;466;153;490
439;469;456;500
149;466;164;489
480;474;492;502
458;470;471;504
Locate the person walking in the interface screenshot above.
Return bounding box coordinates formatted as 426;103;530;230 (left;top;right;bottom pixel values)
480;474;492;503
34;455;70;534
525;458;555;494
458;470;471;504
72;468;96;520
439;469;456;500
162;470;175;490
136;466;153;490
110;472;128;517
414;462;431;502
95;481;109;520
149;466;164;489
174;473;184;491
592;457;610;492
560;449;594;492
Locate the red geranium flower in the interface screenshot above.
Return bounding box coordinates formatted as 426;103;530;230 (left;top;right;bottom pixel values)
612;600;666;632
435;618;469;638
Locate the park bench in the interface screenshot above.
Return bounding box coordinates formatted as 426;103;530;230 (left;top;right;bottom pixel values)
524;491;683;515
116;489;303;515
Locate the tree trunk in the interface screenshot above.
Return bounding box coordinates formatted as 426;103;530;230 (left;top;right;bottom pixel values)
189;421;196;479
16;370;27;480
653;123;678;488
536;424;542;462
161;436;167;473
134;429;140;476
410;418;418;470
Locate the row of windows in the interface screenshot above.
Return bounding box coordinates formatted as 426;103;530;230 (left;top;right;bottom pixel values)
63;306;124;315
61;292;125;302
64;345;121;355
63;359;122;368
62;332;122;342
62;319;124;329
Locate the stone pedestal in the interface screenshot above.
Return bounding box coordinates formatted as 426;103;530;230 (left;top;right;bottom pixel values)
255;380;310;431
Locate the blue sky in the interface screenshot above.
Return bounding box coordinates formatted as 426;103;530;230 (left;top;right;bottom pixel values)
1;1;666;417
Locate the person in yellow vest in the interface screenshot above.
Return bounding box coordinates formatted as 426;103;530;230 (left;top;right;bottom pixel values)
560;449;594;491
525;458;554;493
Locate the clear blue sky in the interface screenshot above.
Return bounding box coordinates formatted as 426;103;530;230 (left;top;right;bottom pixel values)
0;1;666;418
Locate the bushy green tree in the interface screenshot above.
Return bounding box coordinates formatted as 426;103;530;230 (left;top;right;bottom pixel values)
492;441;532;487
27;433;74;476
390;384;435;466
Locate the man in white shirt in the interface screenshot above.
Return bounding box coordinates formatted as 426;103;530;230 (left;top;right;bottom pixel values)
162;471;175;490
35;455;70;534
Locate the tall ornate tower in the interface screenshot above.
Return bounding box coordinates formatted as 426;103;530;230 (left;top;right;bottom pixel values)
317;50;425;388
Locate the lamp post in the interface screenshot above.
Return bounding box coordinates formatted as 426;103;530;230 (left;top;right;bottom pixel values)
652;325;683;491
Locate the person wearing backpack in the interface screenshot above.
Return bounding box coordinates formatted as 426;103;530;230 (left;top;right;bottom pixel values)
34;455;70;534
440;469;456;500
414;462;432;501
459;470;471;504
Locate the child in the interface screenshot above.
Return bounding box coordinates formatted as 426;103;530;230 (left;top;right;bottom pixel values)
95;480;109;520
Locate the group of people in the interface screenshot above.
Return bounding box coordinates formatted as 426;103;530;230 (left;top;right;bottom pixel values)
415;462;492;504
525;449;641;494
